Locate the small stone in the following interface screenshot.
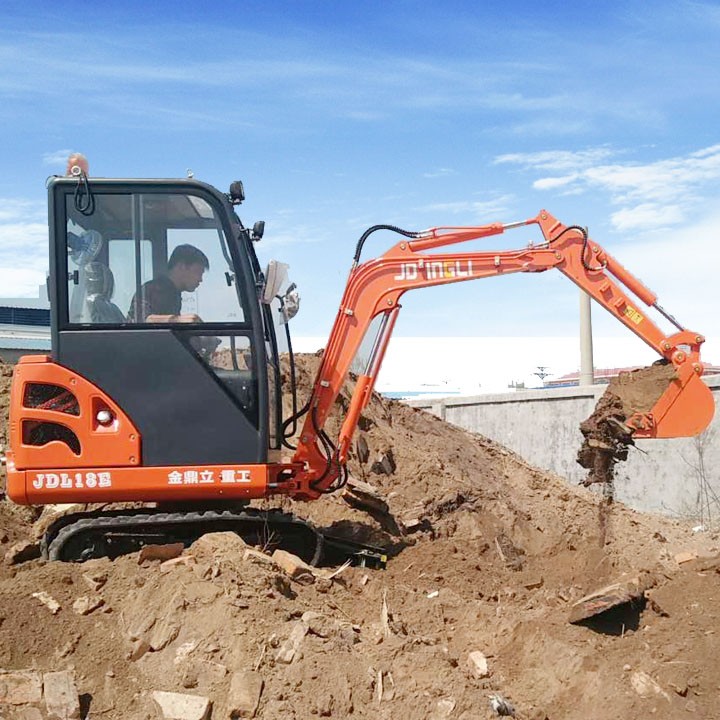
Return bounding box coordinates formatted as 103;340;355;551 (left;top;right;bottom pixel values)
631;671;670;701
72;595;105;615
82;570;108;592
430;697;456;720
427;590;439;599
150;618;180;651
370;450;395;476
32;591;61;614
43;669;81;719
160;556;197;573
0;670;43;705
271;550;315;585
623;664;632;672
151;690;211;720
275;621;308;664
228;670;264;718
138;543;185;563
128;638;151;661
468;650;490;678
242;548;275;566
4;539;41;565
675;552;698;565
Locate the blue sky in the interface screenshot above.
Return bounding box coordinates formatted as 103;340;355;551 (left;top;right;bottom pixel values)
2;0;720;381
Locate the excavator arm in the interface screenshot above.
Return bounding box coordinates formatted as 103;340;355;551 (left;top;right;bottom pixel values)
290;210;715;499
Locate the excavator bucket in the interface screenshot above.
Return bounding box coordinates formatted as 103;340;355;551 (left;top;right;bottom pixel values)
631;363;715;438
578;362;715;487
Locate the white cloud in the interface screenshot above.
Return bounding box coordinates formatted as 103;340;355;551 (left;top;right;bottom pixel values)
495;148;616;172
609;203;684;231
532;174;579;190
423;168;455;179
0;199;45;223
497;144;720;232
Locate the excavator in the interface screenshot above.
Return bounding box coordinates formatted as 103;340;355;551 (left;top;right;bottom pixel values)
3;167;715;562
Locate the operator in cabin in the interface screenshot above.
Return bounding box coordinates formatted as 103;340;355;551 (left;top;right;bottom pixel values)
128;244;209;323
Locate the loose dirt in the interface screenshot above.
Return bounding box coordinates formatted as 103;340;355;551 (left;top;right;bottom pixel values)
0;355;718;720
577;362;677;488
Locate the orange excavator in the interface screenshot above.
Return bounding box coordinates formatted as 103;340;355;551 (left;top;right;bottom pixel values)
3;170;715;561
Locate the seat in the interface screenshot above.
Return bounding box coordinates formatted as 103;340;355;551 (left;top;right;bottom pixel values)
85;262;126;324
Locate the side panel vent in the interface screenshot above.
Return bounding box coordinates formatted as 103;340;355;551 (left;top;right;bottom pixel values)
23;384;80;416
22;421;81;455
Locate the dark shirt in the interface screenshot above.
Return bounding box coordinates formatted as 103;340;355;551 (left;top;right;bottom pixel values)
128;275;181;322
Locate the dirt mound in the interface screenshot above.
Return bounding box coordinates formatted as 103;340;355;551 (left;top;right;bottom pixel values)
0;354;718;719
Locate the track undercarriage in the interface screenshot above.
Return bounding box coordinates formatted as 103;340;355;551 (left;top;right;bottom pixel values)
42;507;387;568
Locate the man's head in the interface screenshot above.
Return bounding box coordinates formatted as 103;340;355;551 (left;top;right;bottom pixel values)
167;244;210;292
66;153;89;177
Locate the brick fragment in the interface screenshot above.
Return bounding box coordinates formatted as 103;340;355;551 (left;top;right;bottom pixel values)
0;669;43;705
43;669;81;719
151;690;211;720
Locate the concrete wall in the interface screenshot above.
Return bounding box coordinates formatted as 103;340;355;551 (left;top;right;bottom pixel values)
407;376;720;517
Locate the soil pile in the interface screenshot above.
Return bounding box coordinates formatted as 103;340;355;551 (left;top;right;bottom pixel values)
0;354;718;720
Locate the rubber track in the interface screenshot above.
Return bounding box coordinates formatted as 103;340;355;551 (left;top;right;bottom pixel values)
43;508;324;565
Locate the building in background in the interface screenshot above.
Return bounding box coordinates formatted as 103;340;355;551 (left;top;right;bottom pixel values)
544;363;720;388
0;288;50;363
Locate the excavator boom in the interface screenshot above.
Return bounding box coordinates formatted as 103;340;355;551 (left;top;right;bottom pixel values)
291;210;714;497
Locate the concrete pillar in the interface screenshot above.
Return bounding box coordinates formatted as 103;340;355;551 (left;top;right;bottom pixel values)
579;290;594;386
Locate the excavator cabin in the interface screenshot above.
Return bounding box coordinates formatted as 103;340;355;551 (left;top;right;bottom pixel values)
6;176;296;506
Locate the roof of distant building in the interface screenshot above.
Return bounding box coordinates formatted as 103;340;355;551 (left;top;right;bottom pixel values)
546;363;720;386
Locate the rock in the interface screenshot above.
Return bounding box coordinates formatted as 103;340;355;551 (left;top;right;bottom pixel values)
43;669;81;719
82;570;108;592
228;670;264;718
150;618;180;652
275;621;308;664
675;551;698;565
72;595;105;615
430;697;456;720
370;450;395;476
468;650;490;678
190;532;247;557
13;708;44;719
4;539;41;565
151;690;212;720
243;548;275;567
138;543;185;563
301;611;356;645
128;638;151;662
569;573;656;624
489;694;515;716
0;669;43;705
356;435;370;464
271;550;315;585
179;660;227;690
342;476;389;514
630;671;671;701
32;591;61;615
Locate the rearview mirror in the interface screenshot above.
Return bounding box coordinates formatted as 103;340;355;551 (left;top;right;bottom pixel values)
261;260;289;304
